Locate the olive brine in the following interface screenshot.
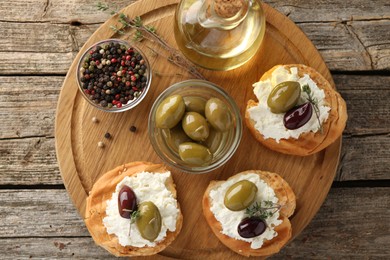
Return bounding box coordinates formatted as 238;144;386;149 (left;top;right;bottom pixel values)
223;180;280;239
79;41;148;109
155;95;233;166
118;185;162;242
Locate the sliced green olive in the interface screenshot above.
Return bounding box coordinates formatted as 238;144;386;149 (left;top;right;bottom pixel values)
183;96;207;115
205;98;233;132
224;180;258;211
178;142;212;166
182;112;209;141
161;125;192;153
267;81;301;114
155;95;185;128
136;201;162;242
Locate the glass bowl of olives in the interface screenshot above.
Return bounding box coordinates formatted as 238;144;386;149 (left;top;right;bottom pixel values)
76;39;152;112
148;80;242;173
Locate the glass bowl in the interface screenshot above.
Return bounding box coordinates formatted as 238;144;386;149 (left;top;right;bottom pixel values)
148;80;242;174
76;39;152;112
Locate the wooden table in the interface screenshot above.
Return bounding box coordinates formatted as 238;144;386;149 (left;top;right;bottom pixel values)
0;0;389;259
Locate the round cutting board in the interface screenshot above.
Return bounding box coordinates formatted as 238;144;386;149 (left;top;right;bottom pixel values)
55;0;341;258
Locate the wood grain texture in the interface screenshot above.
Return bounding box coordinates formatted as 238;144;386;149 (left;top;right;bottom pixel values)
0;137;62;185
0;188;388;258
0;2;389;73
1;0;388;23
0;76;62;139
1;135;388;185
0;0;136;24
338;135;390;182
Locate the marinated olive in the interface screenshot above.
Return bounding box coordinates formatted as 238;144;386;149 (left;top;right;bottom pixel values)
237;217;266;238
155;95;185;128
183;96;207;115
205;98;233;132
136;201;162;242
178;142;212;166
118;186;138;219
267;81;301;113
161;125;191;153
182;112;209;141
203;127;223;153
284;102;313;130
224;180;258;211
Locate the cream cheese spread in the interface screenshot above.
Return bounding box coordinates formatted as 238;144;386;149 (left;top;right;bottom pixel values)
103;171;179;247
209;173;282;249
248;66;330;142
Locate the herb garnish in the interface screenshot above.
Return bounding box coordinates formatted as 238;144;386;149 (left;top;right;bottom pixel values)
123;209;140;236
245;201;281;221
302;84;323;133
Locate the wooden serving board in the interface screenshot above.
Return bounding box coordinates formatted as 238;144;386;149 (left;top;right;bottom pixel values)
55;0;341;258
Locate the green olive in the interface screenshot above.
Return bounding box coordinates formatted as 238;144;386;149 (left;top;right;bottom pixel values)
155;95;185;128
224;180;258;211
161;125;191;153
205;98;233;132
267;81;301;113
182;112;209;141
202;126;223;153
178;142;212;166
183;96;207;115
136;201;162;242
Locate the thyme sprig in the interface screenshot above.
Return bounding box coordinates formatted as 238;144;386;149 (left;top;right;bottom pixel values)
96;2;109;11
302;84;323;133
96;2;205;80
123;209;140;236
245;201;281;221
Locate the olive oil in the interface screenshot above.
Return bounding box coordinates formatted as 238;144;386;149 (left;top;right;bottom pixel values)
174;0;266;71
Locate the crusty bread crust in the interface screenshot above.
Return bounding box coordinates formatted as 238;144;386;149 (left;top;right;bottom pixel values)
85;161;183;257
245;64;348;156
202;170;296;257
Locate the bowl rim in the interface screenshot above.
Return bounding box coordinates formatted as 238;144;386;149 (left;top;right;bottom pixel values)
76;38;152;113
148;79;243;174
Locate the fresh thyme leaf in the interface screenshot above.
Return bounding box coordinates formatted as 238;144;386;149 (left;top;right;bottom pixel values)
245;201;281;221
302;84;311;95
119;13;127;20
146;25;156;33
96;2;109;11
110;25;124;35
134;16;143;27
130;210;140;223
133;30;144;41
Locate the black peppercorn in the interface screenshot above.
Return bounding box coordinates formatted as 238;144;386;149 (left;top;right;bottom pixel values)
80;41;148;109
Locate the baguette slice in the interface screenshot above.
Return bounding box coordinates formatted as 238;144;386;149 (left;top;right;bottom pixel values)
245;64;347;156
85;161;183;257
203;170;296;257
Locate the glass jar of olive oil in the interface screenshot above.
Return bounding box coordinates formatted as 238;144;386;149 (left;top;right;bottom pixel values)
174;0;266;71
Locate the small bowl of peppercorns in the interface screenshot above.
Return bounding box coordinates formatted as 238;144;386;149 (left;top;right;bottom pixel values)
76;39;151;112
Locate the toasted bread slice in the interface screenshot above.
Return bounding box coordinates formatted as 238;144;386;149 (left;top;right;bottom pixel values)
245;64;347;156
203;170;296;257
85;161;183;257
